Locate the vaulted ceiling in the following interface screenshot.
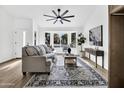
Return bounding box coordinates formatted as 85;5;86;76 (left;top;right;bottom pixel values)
2;5;98;27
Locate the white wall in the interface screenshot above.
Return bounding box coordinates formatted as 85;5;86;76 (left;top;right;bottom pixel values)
83;6;108;69
0;7;15;63
0;7;33;63
14;18;33;45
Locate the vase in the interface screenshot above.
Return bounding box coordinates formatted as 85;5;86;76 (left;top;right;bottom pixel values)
68;48;71;54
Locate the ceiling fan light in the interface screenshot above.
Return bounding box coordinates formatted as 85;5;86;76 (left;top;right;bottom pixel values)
57;18;61;21
44;8;74;24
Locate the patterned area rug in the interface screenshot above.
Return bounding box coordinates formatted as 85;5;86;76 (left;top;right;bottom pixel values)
24;57;107;88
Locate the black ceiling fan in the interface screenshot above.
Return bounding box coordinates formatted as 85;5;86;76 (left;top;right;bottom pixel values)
43;9;75;24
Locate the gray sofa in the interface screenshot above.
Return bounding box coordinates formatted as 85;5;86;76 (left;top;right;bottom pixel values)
22;44;56;75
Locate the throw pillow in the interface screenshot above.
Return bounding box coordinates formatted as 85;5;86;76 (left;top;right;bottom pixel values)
38;45;46;55
42;44;51;53
25;46;38;56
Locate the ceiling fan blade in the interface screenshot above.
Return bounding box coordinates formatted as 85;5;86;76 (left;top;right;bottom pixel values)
53;20;57;24
60;20;63;24
43;15;56;18
46;19;56;21
61;10;69;17
61;18;71;22
62;15;75;18
52;10;58;17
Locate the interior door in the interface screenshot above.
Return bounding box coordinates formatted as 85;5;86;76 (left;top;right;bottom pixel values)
14;30;26;58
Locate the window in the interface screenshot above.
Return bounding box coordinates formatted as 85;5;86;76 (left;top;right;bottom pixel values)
61;33;68;47
45;33;50;46
54;33;60;47
71;33;76;48
23;31;26;47
45;32;76;48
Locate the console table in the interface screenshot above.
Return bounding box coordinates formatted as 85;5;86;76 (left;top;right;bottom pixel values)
85;48;104;68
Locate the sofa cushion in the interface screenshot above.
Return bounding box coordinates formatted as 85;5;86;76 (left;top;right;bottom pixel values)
38;45;46;55
33;46;40;55
33;46;43;55
48;47;53;53
25;46;38;56
42;44;51;53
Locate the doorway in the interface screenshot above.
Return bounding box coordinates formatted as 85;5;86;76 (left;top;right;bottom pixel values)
14;30;26;58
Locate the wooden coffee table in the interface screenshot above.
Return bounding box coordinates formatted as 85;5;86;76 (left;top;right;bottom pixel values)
64;54;77;67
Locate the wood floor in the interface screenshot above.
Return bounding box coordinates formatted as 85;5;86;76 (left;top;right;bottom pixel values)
80;57;108;81
0;59;32;88
0;57;108;88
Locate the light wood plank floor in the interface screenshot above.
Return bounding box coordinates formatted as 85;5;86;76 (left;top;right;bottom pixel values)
0;59;32;88
80;57;108;81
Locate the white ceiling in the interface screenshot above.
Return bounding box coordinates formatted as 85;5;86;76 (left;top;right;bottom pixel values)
2;5;98;27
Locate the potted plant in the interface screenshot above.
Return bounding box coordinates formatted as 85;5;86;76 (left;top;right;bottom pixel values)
78;33;86;52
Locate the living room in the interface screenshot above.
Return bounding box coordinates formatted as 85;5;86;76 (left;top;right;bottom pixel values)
0;5;108;88
1;4;124;88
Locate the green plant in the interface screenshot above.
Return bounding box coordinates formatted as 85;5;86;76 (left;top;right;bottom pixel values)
78;33;86;51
